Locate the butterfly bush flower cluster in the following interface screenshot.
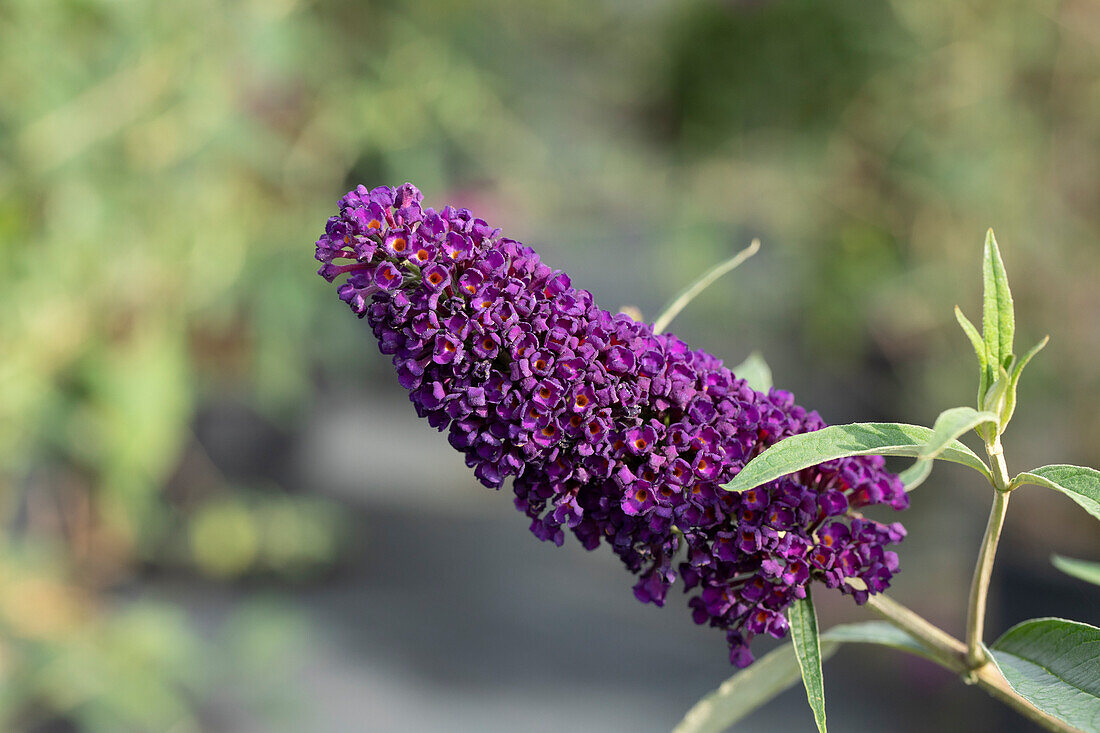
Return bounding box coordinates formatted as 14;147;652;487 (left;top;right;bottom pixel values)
315;183;908;666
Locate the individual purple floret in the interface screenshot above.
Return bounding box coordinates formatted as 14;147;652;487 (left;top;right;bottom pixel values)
314;183;908;666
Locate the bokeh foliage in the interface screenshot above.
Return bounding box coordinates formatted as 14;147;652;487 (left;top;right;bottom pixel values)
1;0;1097;729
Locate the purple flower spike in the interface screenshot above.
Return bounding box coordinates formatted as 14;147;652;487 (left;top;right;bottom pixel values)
313;183;908;667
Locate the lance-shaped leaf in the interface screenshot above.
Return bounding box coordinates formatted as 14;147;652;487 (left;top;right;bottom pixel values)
1011;464;1100;522
673;637;839;733
898;459;933;491
999;336;1049;430
979;365;1011;441
788;593;826;733
733;351;773;393
919;407;998;461
819;621;938;662
1051;554;1100;587
653;239;760;335
955;305;991;405
987;618;1100;732
981;228;1015;372
674;622;931;733
722;423;991;494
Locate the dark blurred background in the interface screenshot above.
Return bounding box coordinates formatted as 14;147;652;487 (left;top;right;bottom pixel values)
1;0;1098;731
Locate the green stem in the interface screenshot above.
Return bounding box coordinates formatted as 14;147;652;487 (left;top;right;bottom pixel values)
965;437;1012;668
864;594;967;672
986;436;1012;492
866;595;1075;733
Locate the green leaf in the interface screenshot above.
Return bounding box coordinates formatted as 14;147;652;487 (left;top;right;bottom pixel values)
653;239;760;335
987;618;1100;732
818;621;940;664
954;305;990;404
1051;554;1100;587
722;423;992;494
733;351;773;392
920;407;998;460
788;593;827;733
673;637;840;733
1000;336;1049;430
981;228;1015;373
1011;464;1100;522
980;365;1011;433
898;459;932;491
674;622;929;733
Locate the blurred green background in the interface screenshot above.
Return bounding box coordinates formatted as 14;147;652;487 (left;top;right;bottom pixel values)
1;0;1097;730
